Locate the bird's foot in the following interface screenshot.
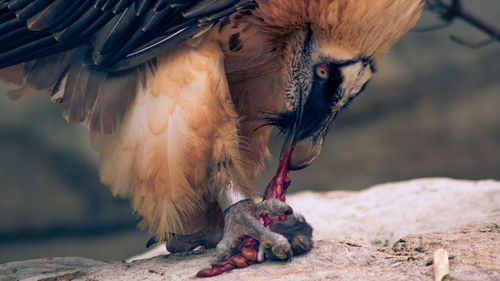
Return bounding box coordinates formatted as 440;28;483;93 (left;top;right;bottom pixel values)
164;225;223;254
213;198;293;263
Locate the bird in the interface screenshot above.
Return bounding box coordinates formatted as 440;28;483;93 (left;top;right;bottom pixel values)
0;0;423;262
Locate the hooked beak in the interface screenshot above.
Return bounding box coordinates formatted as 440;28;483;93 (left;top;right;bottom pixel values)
277;75;332;171
286;129;326;170
277;88;330;171
275;83;331;171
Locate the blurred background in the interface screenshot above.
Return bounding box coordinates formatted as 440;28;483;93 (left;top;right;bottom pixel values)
0;0;498;264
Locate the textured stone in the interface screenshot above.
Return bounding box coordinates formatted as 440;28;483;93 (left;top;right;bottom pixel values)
288;178;500;244
1;178;499;281
0;257;106;281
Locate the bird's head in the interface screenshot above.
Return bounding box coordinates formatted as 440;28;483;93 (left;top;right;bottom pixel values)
258;0;423;170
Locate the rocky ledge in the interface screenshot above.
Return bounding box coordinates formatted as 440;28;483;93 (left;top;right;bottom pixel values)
1;178;499;281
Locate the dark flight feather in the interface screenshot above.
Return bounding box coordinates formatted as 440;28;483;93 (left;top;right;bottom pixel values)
26;0;73;31
64;62;92;123
0;0;253;133
24;49;74;90
0;0;251;70
87;68;138;133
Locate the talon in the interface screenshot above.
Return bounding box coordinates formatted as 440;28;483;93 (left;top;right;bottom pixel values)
272;242;292;260
257;244;265;262
213;245;231;264
260;234;293;261
212;229;241;264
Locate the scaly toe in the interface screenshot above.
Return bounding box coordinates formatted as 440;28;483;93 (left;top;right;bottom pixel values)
272;241;292;260
214;199;295;263
255;199;293;217
260;234;292;261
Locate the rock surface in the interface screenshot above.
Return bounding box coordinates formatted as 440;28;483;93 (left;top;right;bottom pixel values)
1;178;499;281
288;177;500;244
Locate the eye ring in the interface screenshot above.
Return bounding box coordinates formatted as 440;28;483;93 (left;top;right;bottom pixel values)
316;64;328;79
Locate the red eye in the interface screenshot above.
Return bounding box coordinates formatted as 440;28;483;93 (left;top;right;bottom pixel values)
316;64;328;79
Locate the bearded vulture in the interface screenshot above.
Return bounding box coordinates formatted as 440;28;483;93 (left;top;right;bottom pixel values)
0;0;422;263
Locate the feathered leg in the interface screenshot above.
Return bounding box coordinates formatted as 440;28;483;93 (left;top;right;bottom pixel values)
199;63;293;262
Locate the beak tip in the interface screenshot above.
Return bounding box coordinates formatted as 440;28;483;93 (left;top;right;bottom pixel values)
287;136;324;170
288;160;311;171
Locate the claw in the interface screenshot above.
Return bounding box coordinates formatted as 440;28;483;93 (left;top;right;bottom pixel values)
260;235;293;261
257;244;265;262
272;242;292;260
212;234;239;264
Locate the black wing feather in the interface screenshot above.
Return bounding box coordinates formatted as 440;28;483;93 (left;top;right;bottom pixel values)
44;0;87;32
7;0;32;10
15;0;54;22
0;0;253;133
26;0;73;31
91;5;141;64
135;0;155;16
182;0;235;18
53;3;104;41
0;0;250;69
0;15;22;34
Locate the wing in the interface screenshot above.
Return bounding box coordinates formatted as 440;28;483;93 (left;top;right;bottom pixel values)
0;0;254;133
0;0;253;71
